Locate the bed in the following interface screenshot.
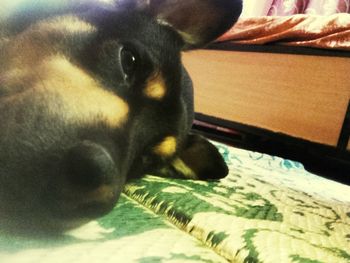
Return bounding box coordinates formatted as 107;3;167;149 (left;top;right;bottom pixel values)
1;141;350;262
2;1;350;262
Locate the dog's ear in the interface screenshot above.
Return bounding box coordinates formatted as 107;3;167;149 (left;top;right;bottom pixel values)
3;0;242;48
147;0;242;49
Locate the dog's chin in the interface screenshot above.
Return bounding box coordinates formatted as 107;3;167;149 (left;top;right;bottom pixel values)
0;190;120;236
0;216;79;237
0;209;113;237
44;192;121;234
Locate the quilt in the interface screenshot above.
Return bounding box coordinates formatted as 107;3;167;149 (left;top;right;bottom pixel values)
218;0;350;51
217;14;350;51
1;142;350;263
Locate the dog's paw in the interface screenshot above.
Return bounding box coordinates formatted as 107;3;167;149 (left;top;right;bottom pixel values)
171;134;228;180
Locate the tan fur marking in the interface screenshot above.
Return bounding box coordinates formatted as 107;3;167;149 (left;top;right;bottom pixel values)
35;56;129;128
144;74;166;100
36;15;97;35
153;136;177;157
1;15;97;73
171;158;197;180
84;185;115;204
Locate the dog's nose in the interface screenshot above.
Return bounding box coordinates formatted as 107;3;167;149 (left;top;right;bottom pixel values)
57;140;121;219
65;141;116;190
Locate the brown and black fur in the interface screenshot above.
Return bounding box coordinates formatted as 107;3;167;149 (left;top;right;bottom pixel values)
0;0;242;233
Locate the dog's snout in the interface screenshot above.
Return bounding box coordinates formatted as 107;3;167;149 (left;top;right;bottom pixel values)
65;141;116;190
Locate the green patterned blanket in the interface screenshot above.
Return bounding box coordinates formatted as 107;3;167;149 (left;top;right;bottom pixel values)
1;142;350;263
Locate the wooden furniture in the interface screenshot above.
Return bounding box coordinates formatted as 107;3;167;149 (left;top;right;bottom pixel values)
182;45;350;182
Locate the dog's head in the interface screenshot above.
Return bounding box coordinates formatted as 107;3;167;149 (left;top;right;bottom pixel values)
0;0;242;232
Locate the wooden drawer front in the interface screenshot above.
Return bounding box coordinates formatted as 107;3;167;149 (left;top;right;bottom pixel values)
182;50;350;147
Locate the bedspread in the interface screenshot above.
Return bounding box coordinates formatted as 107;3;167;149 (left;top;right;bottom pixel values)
1;142;350;263
217;14;350;51
241;0;350;17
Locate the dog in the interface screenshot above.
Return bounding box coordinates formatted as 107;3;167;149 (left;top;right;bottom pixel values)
0;0;242;232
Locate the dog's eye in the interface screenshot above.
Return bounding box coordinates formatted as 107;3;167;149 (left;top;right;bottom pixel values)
120;47;137;81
